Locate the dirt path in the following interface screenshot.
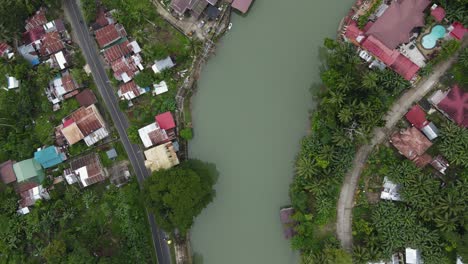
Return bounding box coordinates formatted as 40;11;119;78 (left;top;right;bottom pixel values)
336;39;467;252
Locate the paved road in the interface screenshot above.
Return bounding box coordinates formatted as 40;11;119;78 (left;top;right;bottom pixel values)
64;1;171;263
336;39;467;252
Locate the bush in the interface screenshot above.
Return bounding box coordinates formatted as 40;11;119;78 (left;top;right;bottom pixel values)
180;127;193;140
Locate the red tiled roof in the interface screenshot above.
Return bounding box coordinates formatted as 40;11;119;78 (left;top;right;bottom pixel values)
363;21;374;32
361;36;419;80
0;42;11;55
103;40;131;63
405;105;429;129
69;105;105;136
155;112;176;130
119;81;140;96
22;27;45;45
25;9;47;31
366;0;430;49
76;89;97;107
450;22;467;40
232;0;253;13
0;160;17;184
390;127;433;162
390;54;420;81
61;75;77;93
40;32;65;56
111;57;138;80
344;21;364;44
95;24;127;48
437;85;468;128
431;6;446;22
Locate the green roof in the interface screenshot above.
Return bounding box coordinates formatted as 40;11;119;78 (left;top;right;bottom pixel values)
13;158;45;183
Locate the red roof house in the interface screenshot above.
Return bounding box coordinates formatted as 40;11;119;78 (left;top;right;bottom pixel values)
0;160;17;184
39;32;65;56
22;27;46;45
365;0;430;49
94;24;127;48
76;89;98;107
430;6;446;22
344;21;364;44
232;0;253;13
25;8;47;31
103;40;131;63
390;127;433;167
437;85;468;128
450;22;467;40
156;112;176;130
390;54;420;81
405;105;429;129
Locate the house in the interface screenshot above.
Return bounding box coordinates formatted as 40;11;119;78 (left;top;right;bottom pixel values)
144;142;179;172
118;80;146;100
390;127;433;167
25;8;47;31
92;7;114;30
232;0;254;14
279;207;296;239
156;111;176;132
171;0;218;18
153;81;169;95
0;42;14;59
430;155;449;174
94;23;127;48
39;31;65;57
76;89;98;107
138;122;170;148
448;22;467;41
106;148;118;160
5;76;20;90
436;85;468;128
60;104;109;146
111;55;142;83
49;73;79;103
405;105;439;140
64;153;106;188
0;160;17;184
17;183;50;214
405;248;422;264
380;177;401;201
34;146;67;169
103;40;132;63
13;159;45;184
151;56;175;74
43;19;67;33
50;51;70;70
430;4;446;22
342;0;431;81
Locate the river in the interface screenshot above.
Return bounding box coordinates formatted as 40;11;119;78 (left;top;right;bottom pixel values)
188;0;354;263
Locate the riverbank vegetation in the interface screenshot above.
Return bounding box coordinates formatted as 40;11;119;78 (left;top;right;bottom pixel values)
143;160;218;238
0;180;152;263
289;38;410;261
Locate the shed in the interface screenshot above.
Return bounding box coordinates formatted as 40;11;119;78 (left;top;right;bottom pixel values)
106;148;118;159
206;5;220;20
13;159;45;184
153;81;169;95
0;160;17;184
151;57;175;74
405;248;421;264
421;122;438;140
76;89;98;107
34;146;67;169
155;112;176;130
430;4;446;22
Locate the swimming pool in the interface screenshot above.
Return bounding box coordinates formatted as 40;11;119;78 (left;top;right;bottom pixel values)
421;25;446;49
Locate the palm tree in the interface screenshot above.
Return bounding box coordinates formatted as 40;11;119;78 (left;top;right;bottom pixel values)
338;107;353;124
362;72;378;90
296;155;317;180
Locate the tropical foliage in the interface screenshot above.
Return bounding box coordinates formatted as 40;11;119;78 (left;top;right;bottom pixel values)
438;122;468;168
143;160;218;236
0;181;152;263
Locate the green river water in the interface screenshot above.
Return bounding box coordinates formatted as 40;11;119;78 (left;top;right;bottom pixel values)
189;0;355;263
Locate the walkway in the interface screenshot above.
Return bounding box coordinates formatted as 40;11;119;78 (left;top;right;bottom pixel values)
336;40;467;251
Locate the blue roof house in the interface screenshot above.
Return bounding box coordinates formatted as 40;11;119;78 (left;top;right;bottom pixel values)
34;146;67;169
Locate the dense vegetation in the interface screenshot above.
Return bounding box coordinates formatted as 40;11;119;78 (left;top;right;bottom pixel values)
289;39;410;261
143;160;218;236
436;0;468;26
0;181;152;263
353;142;468;264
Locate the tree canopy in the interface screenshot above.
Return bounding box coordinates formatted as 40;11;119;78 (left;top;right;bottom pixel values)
143;160;217;234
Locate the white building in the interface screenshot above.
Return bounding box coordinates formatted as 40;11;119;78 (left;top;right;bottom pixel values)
151;56;175;74
380;177;401;201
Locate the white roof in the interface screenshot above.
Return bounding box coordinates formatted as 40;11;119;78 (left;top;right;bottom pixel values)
128;41;141;53
55;51;67;69
380;177;401;201
138;122;160;148
75;166;89;187
17;207;30;215
83;127;109;146
53;77;67;96
43;21;56;32
7;76;19;89
421;122;438;140
405;248;421;264
154;81;168;95
428;90;449;106
121;72;131;83
457;256;464;264
152;56;175;74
